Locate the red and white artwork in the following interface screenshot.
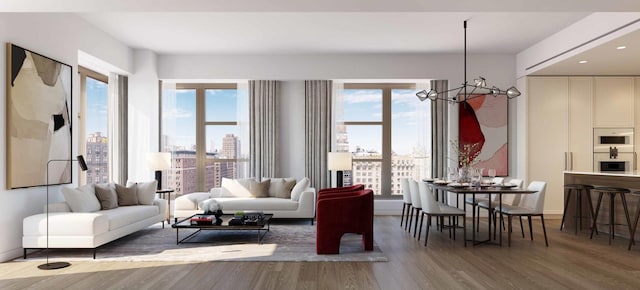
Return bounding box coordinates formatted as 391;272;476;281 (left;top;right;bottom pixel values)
458;94;508;176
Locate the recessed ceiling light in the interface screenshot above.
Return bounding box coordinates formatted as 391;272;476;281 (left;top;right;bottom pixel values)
617;45;627;50
578;60;588;64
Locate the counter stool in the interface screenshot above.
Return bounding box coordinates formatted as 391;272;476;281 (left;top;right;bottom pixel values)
628;191;640;251
560;184;596;235
590;187;633;245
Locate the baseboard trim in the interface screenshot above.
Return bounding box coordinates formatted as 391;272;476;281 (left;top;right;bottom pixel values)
0;247;24;263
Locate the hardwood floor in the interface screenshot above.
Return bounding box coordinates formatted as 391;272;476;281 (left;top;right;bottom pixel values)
2;216;640;289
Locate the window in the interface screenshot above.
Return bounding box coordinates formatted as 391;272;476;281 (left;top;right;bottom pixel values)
336;83;431;199
79;67;109;185
162;83;247;196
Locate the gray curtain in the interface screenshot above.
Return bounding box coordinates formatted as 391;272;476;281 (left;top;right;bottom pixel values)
108;73;128;184
249;80;279;178
431;80;448;180
304;80;332;190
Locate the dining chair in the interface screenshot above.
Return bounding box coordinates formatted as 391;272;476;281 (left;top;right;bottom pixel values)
400;178;412;230
467;177;505;231
417;181;466;247
484;178;526;237
408;180;422;237
494;181;549;247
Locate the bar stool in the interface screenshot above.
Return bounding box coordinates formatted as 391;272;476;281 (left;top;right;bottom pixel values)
560;184;595;235
590;187;633;245
628;191;640;250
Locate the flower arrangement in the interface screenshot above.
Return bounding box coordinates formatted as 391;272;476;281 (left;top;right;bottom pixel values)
200;199;223;216
451;140;482;168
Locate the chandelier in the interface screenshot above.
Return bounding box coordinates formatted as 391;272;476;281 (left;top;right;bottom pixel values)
416;20;521;103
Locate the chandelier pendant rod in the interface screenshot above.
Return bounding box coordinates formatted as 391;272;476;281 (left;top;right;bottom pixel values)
463;20;467;101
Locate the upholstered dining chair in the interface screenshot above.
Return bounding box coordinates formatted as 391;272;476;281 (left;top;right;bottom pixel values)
467;177;504;230
494;181;548;247
400;178;412;229
417;181;466;247
408;180;422;237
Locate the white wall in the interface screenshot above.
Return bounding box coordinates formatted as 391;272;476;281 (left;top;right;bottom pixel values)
0;13;132;262
128;49;160;182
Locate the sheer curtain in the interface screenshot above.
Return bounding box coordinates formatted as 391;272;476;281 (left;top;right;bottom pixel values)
249;80;279;178
430;80;449;181
108;73;128;184
236;80;250;179
415;81;431;179
305;80;333;190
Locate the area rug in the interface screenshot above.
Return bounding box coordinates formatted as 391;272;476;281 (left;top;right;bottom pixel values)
18;222;387;262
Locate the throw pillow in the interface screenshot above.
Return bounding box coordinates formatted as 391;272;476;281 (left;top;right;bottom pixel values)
127;180;157;205
265;177;296;198
115;183;139;206
61;184;101;212
221;177;254;197
249;179;271;198
94;183;118;210
291;177;311;201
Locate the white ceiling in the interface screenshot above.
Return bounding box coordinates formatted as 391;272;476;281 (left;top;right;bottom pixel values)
4;0;640;74
79;12;589;55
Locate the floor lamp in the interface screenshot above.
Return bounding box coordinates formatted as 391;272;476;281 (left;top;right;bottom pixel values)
146;152;171;190
328;152;352;187
39;155;88;270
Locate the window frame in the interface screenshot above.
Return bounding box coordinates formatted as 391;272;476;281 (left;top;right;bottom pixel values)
341;83;416;199
171;83;241;192
78;66;109;185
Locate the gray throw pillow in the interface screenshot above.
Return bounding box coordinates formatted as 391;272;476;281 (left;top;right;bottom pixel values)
266;178;296;198
115;183;139;206
94;183;118;210
127;180;157;205
249;179;271;198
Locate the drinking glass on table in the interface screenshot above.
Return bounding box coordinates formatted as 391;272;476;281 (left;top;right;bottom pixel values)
488;169;496;182
448;167;458;182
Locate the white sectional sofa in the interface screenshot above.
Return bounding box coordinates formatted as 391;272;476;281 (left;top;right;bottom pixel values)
23;181;166;259
174;177;316;223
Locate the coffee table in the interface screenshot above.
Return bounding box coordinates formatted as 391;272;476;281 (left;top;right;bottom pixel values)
172;213;273;245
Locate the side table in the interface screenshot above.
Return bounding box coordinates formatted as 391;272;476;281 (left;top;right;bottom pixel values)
156;189;175;223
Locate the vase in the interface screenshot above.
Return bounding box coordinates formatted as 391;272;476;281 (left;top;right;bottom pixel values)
214;209;223;219
458;166;473;183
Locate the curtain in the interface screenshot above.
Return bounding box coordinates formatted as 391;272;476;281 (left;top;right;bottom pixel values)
236;80;250;179
415;82;431;179
305;80;333;190
108;73;128;184
431;80;449;181
249;80;279;178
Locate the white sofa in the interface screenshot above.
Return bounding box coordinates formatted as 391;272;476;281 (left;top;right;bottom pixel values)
174;177;316;223
22;181;167;259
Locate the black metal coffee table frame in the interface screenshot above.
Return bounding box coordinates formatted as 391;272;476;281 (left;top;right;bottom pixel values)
172;214;273;245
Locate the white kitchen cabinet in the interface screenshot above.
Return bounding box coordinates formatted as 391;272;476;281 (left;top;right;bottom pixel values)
594;77;635;128
526;77;593;214
568;77;593;172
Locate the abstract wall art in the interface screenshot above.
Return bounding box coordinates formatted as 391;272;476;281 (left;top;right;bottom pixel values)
6;43;72;189
458;94;509;176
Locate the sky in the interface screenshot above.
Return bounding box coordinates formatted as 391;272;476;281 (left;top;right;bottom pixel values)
85;77;108;137
342;89;431;155
162;89;238;151
159;87;430;156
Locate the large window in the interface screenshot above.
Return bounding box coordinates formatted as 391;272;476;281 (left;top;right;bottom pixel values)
337;83;431;198
79;67;109;184
162;83;246;196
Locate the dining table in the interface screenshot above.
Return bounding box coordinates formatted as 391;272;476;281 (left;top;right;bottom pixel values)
429;182;537;246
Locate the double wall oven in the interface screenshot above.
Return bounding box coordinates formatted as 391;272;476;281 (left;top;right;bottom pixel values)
593;128;635;172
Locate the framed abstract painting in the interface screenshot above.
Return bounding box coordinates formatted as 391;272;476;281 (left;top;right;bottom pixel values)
6;43;73;189
458;94;509;176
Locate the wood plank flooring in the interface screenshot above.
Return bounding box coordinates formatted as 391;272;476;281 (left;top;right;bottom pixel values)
1;216;640;289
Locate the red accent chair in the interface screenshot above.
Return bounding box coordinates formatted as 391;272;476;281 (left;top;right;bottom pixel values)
318;184;365;197
316;188;374;254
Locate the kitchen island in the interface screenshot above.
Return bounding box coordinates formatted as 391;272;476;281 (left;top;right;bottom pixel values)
563;171;640;239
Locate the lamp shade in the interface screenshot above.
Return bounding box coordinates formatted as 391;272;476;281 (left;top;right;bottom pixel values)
327;152;352;171
146;152;171;171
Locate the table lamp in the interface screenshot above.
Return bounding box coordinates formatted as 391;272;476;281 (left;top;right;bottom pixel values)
328;152;352;187
146;152;172;190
